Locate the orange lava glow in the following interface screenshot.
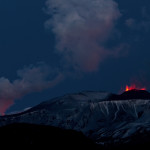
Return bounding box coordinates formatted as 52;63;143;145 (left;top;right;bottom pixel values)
125;84;146;91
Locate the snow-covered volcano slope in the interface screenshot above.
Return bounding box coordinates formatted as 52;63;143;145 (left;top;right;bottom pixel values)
1;90;150;144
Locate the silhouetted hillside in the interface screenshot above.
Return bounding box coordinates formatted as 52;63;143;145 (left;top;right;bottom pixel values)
0;123;100;149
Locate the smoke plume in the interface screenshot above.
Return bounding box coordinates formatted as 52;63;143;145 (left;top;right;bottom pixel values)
0;63;63;115
45;0;121;72
0;0;122;114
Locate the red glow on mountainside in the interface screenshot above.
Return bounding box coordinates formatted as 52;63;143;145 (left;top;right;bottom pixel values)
125;84;146;91
0;99;14;116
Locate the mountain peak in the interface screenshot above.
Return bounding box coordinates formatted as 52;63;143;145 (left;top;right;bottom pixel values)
109;90;150;100
1;90;150;147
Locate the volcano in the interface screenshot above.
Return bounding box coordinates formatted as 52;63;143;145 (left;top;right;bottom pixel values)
1;90;150;149
109;89;150;100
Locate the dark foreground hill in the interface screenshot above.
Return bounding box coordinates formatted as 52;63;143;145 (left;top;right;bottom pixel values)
1;123;150;150
0;123;99;149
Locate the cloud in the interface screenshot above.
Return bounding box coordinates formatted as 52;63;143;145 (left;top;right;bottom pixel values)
125;7;150;32
126;18;150;32
0;63;63;115
125;18;136;28
44;0;121;72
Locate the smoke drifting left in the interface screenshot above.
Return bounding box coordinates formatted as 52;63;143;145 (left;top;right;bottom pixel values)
45;0;123;72
0;63;63;115
0;0;126;114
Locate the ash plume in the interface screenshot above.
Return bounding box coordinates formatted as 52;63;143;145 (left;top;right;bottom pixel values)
0;63;63;115
45;0;121;72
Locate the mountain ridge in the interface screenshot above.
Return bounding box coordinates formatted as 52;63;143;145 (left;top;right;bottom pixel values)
1;90;150;147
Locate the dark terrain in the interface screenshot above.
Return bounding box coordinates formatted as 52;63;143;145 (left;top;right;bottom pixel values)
1;123;150;149
1;90;150;149
0;123;100;149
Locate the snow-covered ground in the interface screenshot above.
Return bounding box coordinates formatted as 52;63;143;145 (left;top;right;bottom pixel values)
1;91;150;144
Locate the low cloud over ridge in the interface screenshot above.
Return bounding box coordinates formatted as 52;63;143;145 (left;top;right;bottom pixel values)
0;63;63;115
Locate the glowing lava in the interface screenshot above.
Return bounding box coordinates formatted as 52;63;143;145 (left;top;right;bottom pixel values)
125;84;146;91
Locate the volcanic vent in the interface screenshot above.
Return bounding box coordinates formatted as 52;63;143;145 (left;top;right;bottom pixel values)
109;85;150;100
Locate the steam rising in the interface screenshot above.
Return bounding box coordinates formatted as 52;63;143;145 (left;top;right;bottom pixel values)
0;0;123;114
45;0;121;72
0;64;63;115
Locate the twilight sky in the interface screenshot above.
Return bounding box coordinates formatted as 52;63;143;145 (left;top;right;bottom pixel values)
0;0;150;114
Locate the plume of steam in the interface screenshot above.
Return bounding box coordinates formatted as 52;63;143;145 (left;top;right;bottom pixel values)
0;0;122;114
0;63;63;115
45;0;121;72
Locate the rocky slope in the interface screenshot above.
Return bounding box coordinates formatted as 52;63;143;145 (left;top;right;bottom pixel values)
0;123;99;149
1;90;150;146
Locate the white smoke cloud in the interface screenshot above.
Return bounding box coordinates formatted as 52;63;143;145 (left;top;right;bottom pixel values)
0;0;122;114
0;63;63;115
45;0;121;72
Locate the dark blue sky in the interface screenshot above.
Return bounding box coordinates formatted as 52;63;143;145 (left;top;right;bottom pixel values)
0;0;150;114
